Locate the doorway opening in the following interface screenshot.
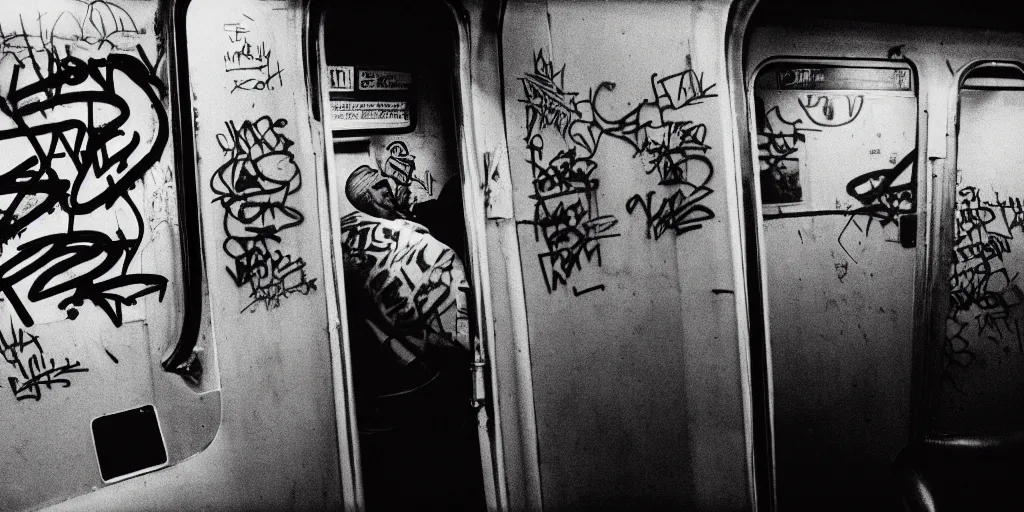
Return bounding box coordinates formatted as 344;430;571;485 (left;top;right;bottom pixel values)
748;57;920;510
318;2;488;510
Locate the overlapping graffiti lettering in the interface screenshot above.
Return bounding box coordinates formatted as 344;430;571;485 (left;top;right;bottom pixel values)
835;150;918;260
44;1;148;52
583;67;718;187
525;139;620;292
626;188;715;240
764;149;918;263
593;70;720;239
520;51;578;137
518;52;723;290
223;16;284;93
518;51;620;293
845;150;917;222
518;52;724;290
0;4;171;328
1;323;87;401
944;186;1024;385
212;116;316;312
338;212;467;354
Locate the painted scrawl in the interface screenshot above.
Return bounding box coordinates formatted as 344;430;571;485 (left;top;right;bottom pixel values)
1;323;87;401
593;68;720;240
799;94;865;128
519;52;620;295
0;1;173;328
945;186;1024;386
211;116;317;312
518;51;721;295
757;104;818;204
222;15;284;93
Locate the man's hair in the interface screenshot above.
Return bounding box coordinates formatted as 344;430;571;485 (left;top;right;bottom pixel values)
346;165;382;214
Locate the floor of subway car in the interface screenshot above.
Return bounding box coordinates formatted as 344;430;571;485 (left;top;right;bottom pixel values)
353;342;486;511
779;490;904;511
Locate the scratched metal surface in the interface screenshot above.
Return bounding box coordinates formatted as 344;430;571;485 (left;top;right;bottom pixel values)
45;0;341;510
758;84;917;506
747;20;1024;508
502;1;749;509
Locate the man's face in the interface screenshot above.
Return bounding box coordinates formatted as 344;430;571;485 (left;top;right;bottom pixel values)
367;178;399;219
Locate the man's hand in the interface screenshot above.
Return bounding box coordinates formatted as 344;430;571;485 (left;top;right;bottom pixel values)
394;184;412;212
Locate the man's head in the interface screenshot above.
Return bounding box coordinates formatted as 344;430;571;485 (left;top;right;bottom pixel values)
346;165;403;219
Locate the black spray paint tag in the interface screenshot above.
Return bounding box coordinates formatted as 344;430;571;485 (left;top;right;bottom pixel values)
92;405;168;483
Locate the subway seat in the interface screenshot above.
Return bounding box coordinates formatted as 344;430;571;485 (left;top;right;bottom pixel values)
893;431;1024;511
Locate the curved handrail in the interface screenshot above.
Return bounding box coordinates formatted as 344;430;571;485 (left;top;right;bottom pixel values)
161;0;206;374
921;430;1024;453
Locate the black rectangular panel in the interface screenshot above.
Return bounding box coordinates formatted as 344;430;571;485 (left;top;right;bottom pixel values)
92;405;167;482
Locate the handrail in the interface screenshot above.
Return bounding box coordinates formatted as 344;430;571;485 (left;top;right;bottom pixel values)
161;0;206;375
921;430;1024;452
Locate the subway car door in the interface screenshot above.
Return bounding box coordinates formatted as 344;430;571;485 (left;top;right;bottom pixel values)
883;60;1024;510
315;2;493;510
0;1;222;510
750;60;919;508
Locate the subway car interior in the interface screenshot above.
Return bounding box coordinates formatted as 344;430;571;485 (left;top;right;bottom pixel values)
1;0;1024;510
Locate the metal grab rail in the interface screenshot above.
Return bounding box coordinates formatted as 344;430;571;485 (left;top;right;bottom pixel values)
160;0;207;376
